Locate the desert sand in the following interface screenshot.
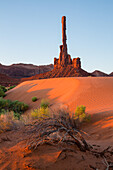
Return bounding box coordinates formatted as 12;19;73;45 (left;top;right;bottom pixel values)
5;77;113;113
1;77;113;169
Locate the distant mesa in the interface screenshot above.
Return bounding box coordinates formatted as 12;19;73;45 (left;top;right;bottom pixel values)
109;72;113;77
0;63;53;79
91;70;109;77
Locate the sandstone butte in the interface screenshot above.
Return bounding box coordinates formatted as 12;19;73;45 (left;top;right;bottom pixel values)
21;16;90;82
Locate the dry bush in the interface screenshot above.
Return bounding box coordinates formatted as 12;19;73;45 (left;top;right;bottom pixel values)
31;107;50;119
0;111;24;133
27;109;91;151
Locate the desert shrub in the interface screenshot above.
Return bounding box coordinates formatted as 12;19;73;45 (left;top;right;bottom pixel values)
0;109;6;115
13;112;21;120
0;85;7;92
32;96;37;102
0;111;24;133
10;100;28;113
31;107;50;120
0;98;28;114
74;105;90;122
0;98;8;110
28;109;90;151
0;88;5;97
40;99;49;109
8;85;16;90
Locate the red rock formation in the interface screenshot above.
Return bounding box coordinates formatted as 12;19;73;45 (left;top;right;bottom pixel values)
54;16;81;69
21;16;91;83
21;66;90;82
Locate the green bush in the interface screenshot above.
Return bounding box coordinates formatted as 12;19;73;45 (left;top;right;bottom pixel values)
40;99;49;109
0;88;5;97
32;97;37;102
0;98;7;109
0;85;7;92
8;85;16;90
0;109;6;115
13;112;21;120
0;98;28;114
74;105;90;122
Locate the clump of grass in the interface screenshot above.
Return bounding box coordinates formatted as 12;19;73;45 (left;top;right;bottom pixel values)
32;96;37;102
74;105;90;122
40;99;49;109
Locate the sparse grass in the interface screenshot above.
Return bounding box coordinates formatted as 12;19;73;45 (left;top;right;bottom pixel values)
32;97;37;102
74;105;90;122
40;99;49;109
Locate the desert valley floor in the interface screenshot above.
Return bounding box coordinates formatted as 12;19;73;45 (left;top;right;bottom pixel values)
1;77;113;169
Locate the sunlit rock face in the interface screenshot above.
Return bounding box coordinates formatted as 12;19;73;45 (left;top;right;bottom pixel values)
54;16;81;69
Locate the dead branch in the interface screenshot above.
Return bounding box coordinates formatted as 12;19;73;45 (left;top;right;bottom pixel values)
102;156;113;170
27;112;91;152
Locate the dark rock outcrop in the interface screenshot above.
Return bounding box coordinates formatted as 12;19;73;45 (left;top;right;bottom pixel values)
109;72;113;76
0;73;19;86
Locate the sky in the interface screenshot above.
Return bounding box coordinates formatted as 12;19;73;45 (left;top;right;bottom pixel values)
0;0;113;73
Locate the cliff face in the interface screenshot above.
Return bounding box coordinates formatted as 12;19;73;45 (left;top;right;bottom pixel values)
0;63;54;79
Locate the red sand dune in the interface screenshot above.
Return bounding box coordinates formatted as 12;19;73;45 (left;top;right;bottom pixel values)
5;77;113;114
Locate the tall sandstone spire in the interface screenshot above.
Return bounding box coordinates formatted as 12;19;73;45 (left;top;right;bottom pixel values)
54;16;81;69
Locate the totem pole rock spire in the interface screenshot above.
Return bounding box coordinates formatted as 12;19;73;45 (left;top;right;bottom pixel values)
54;16;81;69
62;16;67;46
61;16;68;66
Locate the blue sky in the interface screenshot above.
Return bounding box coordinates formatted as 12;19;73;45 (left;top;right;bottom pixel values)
0;0;113;73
